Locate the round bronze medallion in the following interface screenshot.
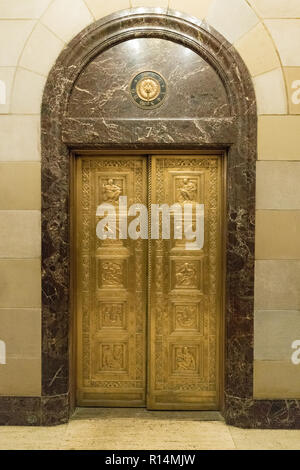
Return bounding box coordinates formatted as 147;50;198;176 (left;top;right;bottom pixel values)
130;71;167;108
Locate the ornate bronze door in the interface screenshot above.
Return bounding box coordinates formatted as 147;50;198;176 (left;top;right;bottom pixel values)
75;154;223;409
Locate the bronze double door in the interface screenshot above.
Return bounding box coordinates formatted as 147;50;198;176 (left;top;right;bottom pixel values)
76;154;223;410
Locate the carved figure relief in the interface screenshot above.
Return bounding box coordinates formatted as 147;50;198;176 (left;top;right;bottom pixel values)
102;178;122;203
175;305;197;329
177;178;197;203
175;347;196;371
101;303;124;328
101;344;125;370
101;261;123;286
175;262;197;288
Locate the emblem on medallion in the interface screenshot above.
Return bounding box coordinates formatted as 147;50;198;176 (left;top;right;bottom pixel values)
130;71;166;108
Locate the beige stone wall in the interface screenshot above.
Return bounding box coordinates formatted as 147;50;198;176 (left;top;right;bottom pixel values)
0;0;299;399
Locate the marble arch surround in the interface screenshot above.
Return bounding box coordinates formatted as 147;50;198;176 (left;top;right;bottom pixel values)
0;8;298;428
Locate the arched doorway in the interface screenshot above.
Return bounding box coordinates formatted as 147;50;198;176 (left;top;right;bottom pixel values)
41;9;256;425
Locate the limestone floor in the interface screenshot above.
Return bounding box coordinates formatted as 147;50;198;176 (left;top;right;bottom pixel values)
0;408;300;450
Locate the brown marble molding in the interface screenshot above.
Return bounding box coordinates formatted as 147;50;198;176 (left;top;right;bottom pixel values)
0;8;298;428
0;395;69;426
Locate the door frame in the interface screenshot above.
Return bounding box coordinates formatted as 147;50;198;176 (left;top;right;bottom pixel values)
71;149;226;411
